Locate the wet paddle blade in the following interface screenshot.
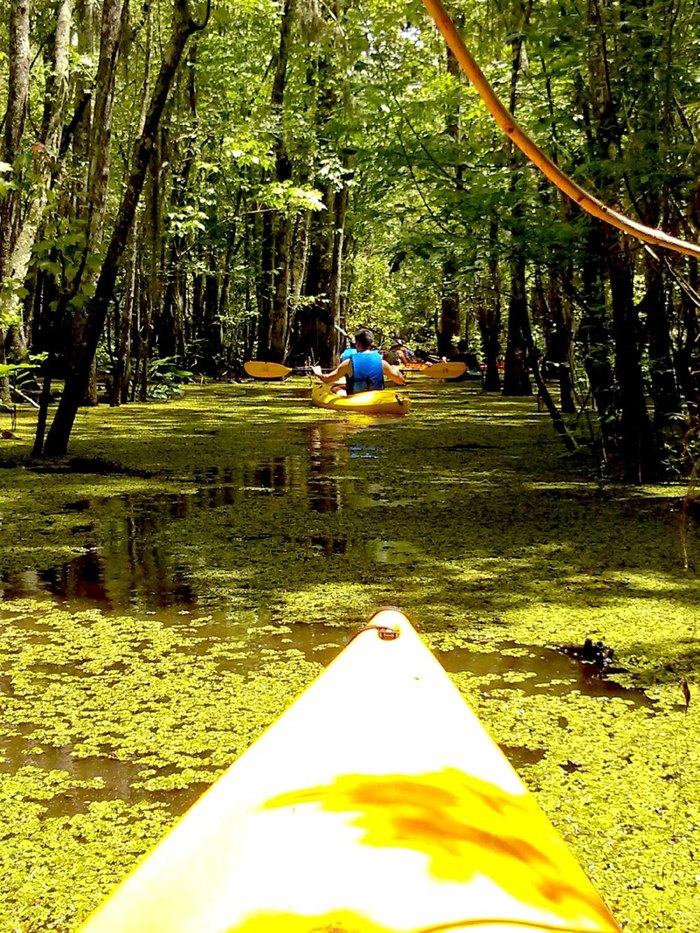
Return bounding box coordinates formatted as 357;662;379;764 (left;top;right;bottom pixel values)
422;361;467;379
244;361;293;379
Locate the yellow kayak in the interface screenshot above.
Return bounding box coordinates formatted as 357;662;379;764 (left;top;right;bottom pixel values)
311;382;411;416
81;609;618;933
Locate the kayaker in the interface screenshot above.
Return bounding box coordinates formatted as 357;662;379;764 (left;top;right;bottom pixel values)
385;339;411;367
340;340;356;362
313;328;405;395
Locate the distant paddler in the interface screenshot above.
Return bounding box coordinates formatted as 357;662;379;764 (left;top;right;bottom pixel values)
312;327;405;397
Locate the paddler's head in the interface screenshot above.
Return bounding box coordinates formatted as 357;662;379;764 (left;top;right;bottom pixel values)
355;328;374;350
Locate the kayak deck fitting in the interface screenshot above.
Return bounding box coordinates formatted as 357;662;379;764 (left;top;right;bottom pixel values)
80;609;619;933
311;382;411;416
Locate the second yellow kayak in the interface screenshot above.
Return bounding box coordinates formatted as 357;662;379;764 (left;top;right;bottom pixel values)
311;381;411;415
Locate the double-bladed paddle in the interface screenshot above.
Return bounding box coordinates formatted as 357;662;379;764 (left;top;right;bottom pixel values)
243;360;337;381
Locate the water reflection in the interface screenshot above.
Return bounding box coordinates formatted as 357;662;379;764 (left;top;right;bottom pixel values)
0;615;348;819
438;641;654;706
0;529;421;607
0;730;210;818
0;420;379;609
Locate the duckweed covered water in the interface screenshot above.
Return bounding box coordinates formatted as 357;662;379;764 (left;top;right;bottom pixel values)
1;379;698;931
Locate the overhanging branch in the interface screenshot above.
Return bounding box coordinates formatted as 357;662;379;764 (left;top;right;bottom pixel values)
421;0;700;260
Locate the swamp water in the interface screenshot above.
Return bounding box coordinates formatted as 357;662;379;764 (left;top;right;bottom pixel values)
0;380;698;931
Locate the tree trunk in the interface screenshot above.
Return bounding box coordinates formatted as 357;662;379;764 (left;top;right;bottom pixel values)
478;218;502;391
502;248;532;395
303;190;336;367
501;0;534;396
0;0;70;332
257;0;296;362
0;0;31;281
605;229;657;481
111;231;137;405
43;0;209;456
641;261;681;428
439;256;460;357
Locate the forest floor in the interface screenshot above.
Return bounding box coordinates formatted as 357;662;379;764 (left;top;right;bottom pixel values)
0;378;698;931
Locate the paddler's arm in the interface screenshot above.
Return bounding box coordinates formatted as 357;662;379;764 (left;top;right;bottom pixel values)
312;360;351;384
382;359;406;386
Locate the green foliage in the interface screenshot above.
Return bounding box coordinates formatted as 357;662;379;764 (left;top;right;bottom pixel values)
147;357;194;399
0;353;46;382
260;180;326;215
0;159;14;199
32;217;99;314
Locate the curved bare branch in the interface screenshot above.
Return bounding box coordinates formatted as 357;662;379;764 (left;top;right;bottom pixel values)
421;0;700;260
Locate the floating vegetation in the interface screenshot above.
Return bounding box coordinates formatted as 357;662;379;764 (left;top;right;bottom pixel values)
0;381;698;930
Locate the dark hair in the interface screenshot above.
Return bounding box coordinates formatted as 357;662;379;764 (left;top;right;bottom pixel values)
354;328;374;350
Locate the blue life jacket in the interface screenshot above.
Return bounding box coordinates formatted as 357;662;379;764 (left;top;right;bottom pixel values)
349;350;384;394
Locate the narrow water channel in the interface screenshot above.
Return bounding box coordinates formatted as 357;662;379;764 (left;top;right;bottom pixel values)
0;382;662;823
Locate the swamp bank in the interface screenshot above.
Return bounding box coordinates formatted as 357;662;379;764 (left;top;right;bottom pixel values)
0;380;698;931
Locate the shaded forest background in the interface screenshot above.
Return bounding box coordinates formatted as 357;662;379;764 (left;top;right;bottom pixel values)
1;0;700;481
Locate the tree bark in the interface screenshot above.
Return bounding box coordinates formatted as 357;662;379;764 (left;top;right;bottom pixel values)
1;0;70;333
258;0;296;362
0;0;30;279
502;0;534;396
605;229;657;481
43;0;210;456
438;41;462;357
478;218;502;391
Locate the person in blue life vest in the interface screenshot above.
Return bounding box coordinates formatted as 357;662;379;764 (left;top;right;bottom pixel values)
340;339;356;362
313;328;405;395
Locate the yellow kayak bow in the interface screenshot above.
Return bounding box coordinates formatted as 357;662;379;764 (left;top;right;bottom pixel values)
81;609;619;933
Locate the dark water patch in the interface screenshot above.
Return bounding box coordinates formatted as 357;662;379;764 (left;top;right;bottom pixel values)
245;457;291;491
499;744;546;769
307;476;342;512
30;661;94;677
440;443;496;452
0;548;197;609
438;641;654;706
29;457;154;478
63;499;92;512
310;536;348;556
0;674;14;695
1;526;419;609
3;418;402;610
210;620;345;671
40;780;211;819
363;538;422;564
0;737;140;788
560;760;585;774
192;466;236;484
0;732;213;818
349;444;379;460
40;551;195;607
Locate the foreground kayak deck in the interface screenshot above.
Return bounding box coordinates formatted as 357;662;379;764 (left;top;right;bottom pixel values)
311;382;411;415
81;610;619;933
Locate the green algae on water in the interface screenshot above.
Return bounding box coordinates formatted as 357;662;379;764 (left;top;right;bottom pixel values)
1;381;699;931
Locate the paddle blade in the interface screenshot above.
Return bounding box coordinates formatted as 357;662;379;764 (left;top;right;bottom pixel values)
422;361;467;379
244;361;293;380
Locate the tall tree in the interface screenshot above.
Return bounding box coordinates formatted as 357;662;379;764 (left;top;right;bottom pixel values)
41;0;210;456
